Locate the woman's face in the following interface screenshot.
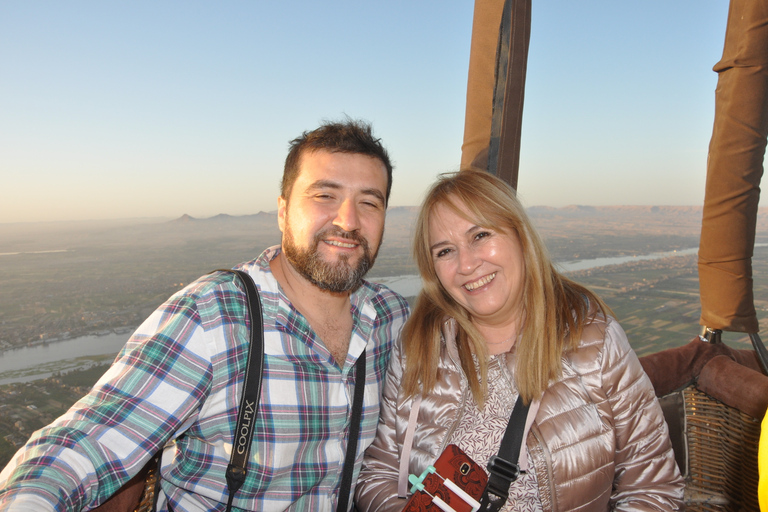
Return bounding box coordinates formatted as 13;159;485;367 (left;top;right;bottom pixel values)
428;200;525;329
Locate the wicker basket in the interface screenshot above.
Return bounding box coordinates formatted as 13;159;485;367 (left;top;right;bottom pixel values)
683;385;760;511
639;338;768;511
134;460;161;512
91;452;161;512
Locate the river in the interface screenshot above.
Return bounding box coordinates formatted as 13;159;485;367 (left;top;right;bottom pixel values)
0;246;704;384
0;333;129;385
373;246;702;297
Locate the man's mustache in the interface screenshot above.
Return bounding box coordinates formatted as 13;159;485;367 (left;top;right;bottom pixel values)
315;228;368;248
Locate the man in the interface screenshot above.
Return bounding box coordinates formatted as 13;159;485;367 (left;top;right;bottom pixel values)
0;120;410;511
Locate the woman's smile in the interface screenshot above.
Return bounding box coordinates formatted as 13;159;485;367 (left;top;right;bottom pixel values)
463;272;497;291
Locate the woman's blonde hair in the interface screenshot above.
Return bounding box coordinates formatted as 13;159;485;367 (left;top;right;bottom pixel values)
402;169;609;404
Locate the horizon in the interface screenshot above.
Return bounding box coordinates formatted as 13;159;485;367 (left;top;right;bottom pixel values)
1;202;749;228
1;2;743;223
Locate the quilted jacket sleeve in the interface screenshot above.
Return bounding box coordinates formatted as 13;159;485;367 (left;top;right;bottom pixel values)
601;318;685;510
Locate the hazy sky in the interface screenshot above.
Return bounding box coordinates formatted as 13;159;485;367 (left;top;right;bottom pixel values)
2;1;731;223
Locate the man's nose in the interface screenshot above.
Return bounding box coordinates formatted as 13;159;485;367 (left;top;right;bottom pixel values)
333;199;361;233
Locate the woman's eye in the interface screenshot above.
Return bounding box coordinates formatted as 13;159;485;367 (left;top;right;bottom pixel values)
435;248;451;258
475;231;491;240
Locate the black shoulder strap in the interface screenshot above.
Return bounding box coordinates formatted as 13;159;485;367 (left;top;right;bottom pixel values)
214;269;366;512
214;269;265;512
336;350;366;512
479;394;530;512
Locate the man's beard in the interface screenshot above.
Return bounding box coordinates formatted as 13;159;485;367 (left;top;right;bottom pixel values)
282;225;379;293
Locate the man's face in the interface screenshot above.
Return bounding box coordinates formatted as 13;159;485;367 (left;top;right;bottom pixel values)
278;149;388;293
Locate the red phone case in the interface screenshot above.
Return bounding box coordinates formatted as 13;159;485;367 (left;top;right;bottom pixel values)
402;444;488;512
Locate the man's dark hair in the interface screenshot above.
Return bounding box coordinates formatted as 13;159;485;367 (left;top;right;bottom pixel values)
281;119;393;204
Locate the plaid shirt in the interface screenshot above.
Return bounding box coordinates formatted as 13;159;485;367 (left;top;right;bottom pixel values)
0;247;409;511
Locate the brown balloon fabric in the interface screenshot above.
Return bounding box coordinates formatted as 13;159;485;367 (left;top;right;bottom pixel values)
639;336;762;397
461;0;504;172
699;0;768;333
461;0;530;191
698;355;768;420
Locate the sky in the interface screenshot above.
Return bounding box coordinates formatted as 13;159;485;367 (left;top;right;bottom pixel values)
1;1;731;224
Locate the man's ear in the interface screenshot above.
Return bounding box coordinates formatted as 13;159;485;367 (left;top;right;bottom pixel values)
277;196;287;233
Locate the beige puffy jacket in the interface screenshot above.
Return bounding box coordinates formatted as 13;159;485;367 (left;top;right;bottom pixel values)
355;314;684;511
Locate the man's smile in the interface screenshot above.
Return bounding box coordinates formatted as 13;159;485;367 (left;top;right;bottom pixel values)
324;239;359;249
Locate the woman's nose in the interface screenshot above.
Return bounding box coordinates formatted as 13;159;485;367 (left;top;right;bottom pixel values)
457;247;480;274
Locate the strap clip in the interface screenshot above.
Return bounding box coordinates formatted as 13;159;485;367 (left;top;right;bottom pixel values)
486;455;520;483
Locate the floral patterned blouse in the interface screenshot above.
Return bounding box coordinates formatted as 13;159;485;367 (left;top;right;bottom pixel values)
450;353;543;512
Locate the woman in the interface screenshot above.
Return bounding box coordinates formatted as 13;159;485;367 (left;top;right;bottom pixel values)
355;170;684;511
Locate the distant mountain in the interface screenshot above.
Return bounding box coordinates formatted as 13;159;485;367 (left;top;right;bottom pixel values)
527;205;705;218
386;206;419;216
171;212;277;224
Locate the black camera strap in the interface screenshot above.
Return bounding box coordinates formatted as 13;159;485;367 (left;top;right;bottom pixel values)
219;269;264;512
